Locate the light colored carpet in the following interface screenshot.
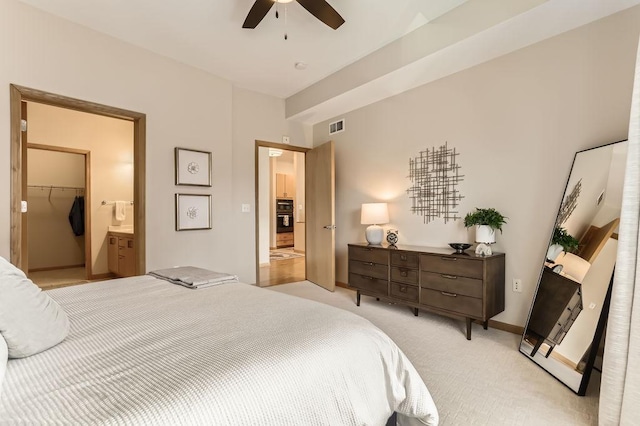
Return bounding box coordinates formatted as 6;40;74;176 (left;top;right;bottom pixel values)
29;267;90;289
268;281;599;426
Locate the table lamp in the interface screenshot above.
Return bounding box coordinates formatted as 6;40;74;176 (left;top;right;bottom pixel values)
361;203;389;245
555;252;591;283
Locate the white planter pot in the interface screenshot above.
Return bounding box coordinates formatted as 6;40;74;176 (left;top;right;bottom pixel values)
475;225;496;244
546;244;564;262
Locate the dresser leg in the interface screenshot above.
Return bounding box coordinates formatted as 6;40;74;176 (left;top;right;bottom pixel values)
356;291;361;307
466;318;472;340
483;321;488;330
414;308;419;316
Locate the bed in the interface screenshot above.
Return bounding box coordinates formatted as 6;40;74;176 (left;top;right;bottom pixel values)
0;275;438;425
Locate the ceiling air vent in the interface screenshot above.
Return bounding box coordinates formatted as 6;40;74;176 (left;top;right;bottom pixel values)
329;119;345;135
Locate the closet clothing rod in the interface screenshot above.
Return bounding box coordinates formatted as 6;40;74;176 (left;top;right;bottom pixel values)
28;185;84;191
102;200;134;205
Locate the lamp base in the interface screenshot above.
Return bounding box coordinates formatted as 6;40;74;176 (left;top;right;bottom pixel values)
365;225;384;245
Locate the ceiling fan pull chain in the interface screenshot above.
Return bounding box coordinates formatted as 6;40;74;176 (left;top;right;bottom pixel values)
275;1;279;19
284;3;288;40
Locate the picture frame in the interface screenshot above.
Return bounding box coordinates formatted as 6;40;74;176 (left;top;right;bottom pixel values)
175;147;212;187
175;193;212;231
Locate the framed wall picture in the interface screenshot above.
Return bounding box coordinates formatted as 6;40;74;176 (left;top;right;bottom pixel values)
175;147;212;187
175;193;212;231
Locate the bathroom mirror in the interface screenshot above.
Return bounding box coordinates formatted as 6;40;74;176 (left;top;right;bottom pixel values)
519;139;628;395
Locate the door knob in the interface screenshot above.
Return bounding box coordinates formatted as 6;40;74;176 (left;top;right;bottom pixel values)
323;225;336;230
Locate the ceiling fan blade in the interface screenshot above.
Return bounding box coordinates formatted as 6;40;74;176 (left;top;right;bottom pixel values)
242;0;275;29
296;0;345;30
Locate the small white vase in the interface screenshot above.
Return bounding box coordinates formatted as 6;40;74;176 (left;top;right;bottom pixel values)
475;225;496;244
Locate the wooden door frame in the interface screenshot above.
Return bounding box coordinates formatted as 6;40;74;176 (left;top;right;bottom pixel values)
26;143;93;278
10;84;146;276
254;140;309;286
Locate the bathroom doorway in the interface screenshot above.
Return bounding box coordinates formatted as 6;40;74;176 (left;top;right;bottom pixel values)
10;85;146;285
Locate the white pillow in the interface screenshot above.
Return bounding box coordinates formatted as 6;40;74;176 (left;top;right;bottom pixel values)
0;335;7;395
0;256;69;358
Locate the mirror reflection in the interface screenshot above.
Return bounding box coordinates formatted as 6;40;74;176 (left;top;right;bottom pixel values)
520;140;628;394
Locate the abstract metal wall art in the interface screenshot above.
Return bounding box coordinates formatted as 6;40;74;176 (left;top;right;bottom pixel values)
556;178;582;226
407;142;464;224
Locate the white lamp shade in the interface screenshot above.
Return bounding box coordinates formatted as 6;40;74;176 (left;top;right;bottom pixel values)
556;252;591;283
361;203;389;225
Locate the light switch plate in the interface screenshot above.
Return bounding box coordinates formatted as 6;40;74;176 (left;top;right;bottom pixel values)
282;135;290;144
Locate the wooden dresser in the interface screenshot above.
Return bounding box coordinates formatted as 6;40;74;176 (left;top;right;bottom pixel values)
348;243;505;339
525;267;582;357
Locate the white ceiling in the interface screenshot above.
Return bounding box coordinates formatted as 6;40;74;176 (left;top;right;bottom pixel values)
15;0;468;98
16;0;640;124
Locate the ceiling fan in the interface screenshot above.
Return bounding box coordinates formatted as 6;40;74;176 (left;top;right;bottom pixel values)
242;0;345;30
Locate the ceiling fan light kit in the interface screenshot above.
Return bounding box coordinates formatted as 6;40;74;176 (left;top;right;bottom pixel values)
242;0;345;31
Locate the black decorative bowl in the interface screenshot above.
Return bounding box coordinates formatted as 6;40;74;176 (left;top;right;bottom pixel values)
449;243;472;254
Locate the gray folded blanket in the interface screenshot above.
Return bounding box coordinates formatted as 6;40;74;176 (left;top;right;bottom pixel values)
149;266;238;289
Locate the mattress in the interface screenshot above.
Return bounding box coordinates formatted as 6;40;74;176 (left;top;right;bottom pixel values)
0;276;438;425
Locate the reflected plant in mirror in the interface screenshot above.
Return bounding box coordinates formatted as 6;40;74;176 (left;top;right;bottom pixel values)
547;226;580;262
520;139;628;396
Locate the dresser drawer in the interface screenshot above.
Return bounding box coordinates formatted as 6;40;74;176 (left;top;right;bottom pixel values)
349;246;389;265
390;282;419;303
390;266;418;285
349;273;388;295
391;251;419;269
350;260;388;280
421;271;483;299
420;254;483;279
420;288;482;318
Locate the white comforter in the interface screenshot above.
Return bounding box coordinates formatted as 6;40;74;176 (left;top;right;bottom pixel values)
0;276;438;425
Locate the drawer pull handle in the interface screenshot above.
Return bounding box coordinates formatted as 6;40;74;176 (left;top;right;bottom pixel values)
441;257;457;261
366;262;374;266
365;248;373;251
400;255;407;261
399;286;407;293
441;274;457;280
441;291;457;297
365;276;375;281
400;270;408;277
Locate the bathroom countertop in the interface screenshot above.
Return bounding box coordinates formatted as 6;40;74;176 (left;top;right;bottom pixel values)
108;226;134;236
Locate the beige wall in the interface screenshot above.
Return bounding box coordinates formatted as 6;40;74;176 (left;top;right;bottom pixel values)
0;0;299;283
27;148;85;270
313;6;640;326
27;103;134;275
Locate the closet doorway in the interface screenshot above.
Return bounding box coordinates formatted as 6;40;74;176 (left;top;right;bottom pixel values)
27;144;91;288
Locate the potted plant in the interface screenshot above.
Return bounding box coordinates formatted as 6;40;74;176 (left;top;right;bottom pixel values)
547;226;579;261
464;208;507;244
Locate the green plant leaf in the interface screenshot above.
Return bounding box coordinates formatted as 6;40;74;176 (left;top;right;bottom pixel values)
463;208;507;233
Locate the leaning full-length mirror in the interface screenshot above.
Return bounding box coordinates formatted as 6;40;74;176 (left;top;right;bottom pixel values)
520;139;628;395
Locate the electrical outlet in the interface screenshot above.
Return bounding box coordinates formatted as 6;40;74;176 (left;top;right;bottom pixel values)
241;204;250;213
589;302;597;310
513;278;522;293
